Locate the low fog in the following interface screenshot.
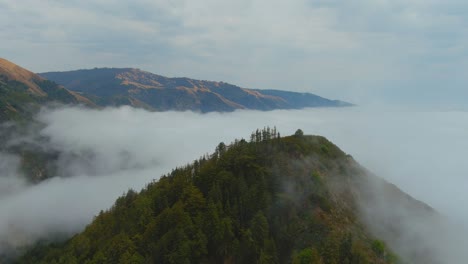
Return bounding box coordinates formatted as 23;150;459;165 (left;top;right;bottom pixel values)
1;106;468;262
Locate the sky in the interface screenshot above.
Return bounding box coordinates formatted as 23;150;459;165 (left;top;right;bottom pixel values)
1;0;468;106
1;106;468;262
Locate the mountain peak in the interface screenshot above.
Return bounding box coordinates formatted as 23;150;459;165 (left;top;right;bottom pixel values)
0;58;46;96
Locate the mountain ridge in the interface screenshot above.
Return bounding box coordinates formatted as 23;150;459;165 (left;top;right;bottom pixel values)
0;58;352;120
40;68;352;112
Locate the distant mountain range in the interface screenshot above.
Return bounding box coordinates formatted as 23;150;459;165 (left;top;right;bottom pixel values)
0;58;351;121
40;68;351;112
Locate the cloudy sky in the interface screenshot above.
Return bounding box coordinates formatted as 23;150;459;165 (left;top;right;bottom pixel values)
1;0;467;106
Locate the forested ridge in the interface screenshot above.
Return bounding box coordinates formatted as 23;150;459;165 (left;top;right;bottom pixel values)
18;128;402;264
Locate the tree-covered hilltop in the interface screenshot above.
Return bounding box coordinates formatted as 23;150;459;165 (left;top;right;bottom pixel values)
18;128;404;264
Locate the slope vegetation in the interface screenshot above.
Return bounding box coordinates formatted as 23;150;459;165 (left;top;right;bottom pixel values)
17;129;438;264
0;58;91;121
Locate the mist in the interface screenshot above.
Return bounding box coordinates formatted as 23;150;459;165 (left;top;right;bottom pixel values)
1;106;468;262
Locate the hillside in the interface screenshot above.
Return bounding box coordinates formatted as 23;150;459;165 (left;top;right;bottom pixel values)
0;58;92;121
41;68;351;112
17;129;438;264
0;58;97;183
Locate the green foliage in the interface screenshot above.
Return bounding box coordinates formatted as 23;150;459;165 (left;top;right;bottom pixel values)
371;240;386;257
294;129;304;137
292;248;323;264
0;74;78;123
0;77;37;121
18;128;400;264
35;80;77;103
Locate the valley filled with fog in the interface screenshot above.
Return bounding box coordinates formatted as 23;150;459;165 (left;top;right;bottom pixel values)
1;106;467;260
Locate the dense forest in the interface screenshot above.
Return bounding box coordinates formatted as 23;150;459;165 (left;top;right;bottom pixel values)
17;128;403;264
